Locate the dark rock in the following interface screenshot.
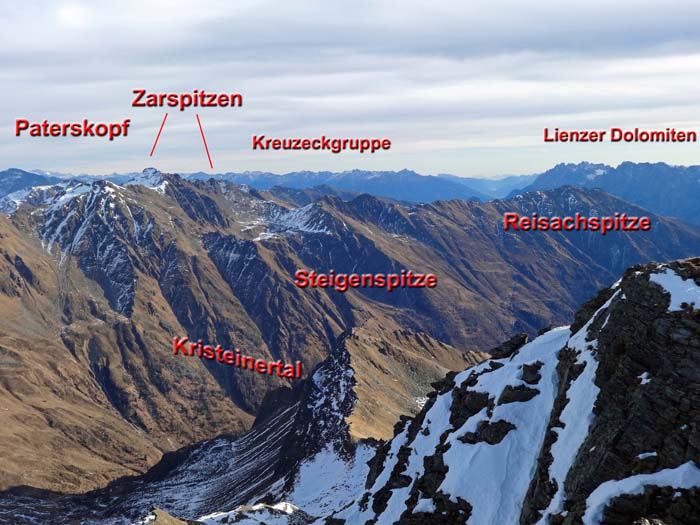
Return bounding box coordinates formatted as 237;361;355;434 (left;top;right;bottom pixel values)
498;384;540;405
521;361;544;385
538;325;554;336
459;419;516;445
489;333;529;359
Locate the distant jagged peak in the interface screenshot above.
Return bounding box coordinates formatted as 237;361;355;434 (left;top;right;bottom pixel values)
124;167;169;194
552;160;609;169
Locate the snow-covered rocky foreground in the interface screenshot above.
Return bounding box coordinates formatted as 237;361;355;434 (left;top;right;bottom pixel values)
123;259;700;524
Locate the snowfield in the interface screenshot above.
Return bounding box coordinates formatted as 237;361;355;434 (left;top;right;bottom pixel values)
442;327;570;525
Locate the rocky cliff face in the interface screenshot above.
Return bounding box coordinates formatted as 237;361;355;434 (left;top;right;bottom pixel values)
328;258;700;525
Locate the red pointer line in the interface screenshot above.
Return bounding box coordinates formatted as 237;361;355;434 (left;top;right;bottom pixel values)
196;114;214;169
150;113;168;157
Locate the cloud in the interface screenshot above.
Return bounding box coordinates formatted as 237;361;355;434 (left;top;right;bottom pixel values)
2;0;700;176
56;3;94;28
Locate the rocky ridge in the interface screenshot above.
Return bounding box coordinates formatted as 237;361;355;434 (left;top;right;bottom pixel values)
324;258;700;524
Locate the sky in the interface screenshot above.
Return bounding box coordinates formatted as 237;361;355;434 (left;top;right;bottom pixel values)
3;0;700;178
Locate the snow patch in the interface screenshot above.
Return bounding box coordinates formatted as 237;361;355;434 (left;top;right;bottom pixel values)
440;327;570;525
414;396;428;408
638;372;651;385
583;462;700;525
414;499;436;513
198;502;300;525
124;168;169;194
253;231;279;242
586;168;607;180
650;268;700;311
269;203;332;235
287;444;374;516
637;452;657;460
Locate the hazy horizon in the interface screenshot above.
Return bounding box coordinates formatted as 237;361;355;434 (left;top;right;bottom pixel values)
4;1;700;176
8;158;695;181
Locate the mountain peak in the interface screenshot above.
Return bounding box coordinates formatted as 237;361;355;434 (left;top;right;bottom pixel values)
124;168;169;193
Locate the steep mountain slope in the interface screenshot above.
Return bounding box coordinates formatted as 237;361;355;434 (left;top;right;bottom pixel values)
66;256;700;525
330;258;700;525
0;325;481;524
513;162;700;225
321;186;700;344
0;170;698;496
0;195;256;493
1;217;699;525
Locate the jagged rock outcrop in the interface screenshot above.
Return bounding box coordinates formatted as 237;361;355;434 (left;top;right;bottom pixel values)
327;258;700;525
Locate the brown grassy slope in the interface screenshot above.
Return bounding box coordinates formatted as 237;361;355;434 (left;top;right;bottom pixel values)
319;187;700;349
0;212;254;493
345;319;487;440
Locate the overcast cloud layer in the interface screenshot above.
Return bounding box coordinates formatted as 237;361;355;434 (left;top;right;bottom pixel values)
3;1;700;177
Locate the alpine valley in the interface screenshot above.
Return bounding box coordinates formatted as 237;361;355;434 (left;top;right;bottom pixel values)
0;168;699;524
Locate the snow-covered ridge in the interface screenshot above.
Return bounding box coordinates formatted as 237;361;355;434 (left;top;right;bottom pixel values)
583;462;700;525
536;291;621;523
272;203;331;234
198;501;305;525
0;169;169;216
241;202;341;242
262;203;335;238
38;179;157;315
0;184;59;214
41;180;136;254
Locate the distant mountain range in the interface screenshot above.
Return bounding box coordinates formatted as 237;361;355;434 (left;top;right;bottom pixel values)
0;169;62;198
187;168;496;201
437;172;538;198
4;162;699;226
509;161;700;225
3;168;532;204
186;169;540;200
